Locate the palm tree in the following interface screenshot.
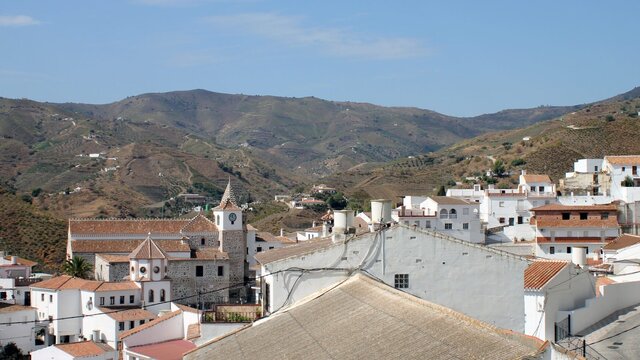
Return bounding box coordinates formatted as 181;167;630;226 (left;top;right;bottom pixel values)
61;256;93;279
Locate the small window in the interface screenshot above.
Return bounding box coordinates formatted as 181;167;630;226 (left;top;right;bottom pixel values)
201;238;206;245
49;295;53;303
257;246;263;252
160;289;166;302
463;223;469;230
601;212;609;220
129;295;135;304
120;296;125;304
129;321;134;329
567;247;572;254
622;167;626;172
580;212;588;220
425;221;431;229
269;246;275;250
218;266;224;277
41;294;44;301
196;266;204;277
549;246;555;254
444;223;453;230
499;217;506;224
110;296;115;305
140;320;145;325
530;186;535;192
0;292;6;300
538;186;544;192
119;322;125;331
562;213;570;220
148;290;154;303
394;274;409;289
100;297;105;306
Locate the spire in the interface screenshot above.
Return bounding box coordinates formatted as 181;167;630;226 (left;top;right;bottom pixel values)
130;234;168;260
215;178;240;210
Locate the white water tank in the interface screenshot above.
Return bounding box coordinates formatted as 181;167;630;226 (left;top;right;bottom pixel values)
333;210;354;234
571;247;587;268
371;199;392;224
92;329;100;342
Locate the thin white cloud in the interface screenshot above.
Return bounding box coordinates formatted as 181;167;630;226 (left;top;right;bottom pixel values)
207;13;426;60
0;15;40;27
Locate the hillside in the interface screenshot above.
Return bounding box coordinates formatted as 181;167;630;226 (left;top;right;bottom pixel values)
0;188;67;272
0;90;579;217
335;87;640;199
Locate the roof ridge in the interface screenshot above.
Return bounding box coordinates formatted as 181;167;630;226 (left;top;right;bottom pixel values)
119;309;182;339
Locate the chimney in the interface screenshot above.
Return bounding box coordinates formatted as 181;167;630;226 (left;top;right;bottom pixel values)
92;330;100;342
10;256;17;265
521;169;526;176
312;221;316;228
280;228;284;237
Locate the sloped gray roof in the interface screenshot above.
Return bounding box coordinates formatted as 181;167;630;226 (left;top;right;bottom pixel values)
184;273;546;360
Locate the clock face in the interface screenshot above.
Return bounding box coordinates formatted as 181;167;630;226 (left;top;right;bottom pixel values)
228;213;237;222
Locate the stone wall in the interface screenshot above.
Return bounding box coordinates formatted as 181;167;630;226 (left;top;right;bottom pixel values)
219;230;247;301
183;232;220;249
168;259;230;308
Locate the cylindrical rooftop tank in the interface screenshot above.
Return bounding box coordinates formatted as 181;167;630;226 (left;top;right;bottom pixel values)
571;247;587;268
371;199;392;224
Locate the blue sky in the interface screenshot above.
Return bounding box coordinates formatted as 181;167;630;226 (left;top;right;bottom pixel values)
1;1;639;116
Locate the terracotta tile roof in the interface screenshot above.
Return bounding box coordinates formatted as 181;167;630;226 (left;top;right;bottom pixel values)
0;303;35;314
604;155;640;166
69;218;190;235
31;275;92;290
96;254;130;263
595;277;616;296
214;180;241;211
128;339;196;360
531;203;618;212
524;260;569;290
2;256;37;267
429;196;471;205
174;303;199;314
120;310;181;339
603;234;640;250
184;273;545;360
276;236;297;244
31;275;140;292
522;174;552;183
54;341;114;357
71;239;190;254
130;236;168;260
99;307;156;322
256;231;297;244
187;323;201;340
181;214;218;232
255;236;333;264
533;217;619;228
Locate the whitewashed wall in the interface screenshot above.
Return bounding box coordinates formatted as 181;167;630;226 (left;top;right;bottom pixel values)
263;225;529;332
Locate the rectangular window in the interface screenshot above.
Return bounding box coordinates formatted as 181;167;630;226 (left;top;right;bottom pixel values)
140;320;145;325
257;246;263;252
567;247;572;253
218;266;224;277
530;186;535;192
0;292;6;300
425;221;431;229
463;223;469;230
50;295;53;303
562;213;571;220
499;201;505;207
100;297;105;306
394;274;409;289
550;246;555;254
634;166;638;175
517;216;523;224
269;246;275;250
120;296;125;304
444;223;453;230
580;212;588;220
538;186;544;192
129;321;135;329
41;294;44;301
110;296;115;305
623;167;626;172
119;322;125;331
601;212;609;220
463;208;469;215
195;266;204;277
499;217;505;224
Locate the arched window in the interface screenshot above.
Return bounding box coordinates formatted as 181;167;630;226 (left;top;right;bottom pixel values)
449;209;457;219
440;209;449;219
148;289;154;303
160;289;166;302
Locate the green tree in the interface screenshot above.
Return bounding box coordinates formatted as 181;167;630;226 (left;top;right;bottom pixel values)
622;176;634;187
61;256;93;279
0;343;28;360
327;192;347;210
492;159;506;177
436;185;446;196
